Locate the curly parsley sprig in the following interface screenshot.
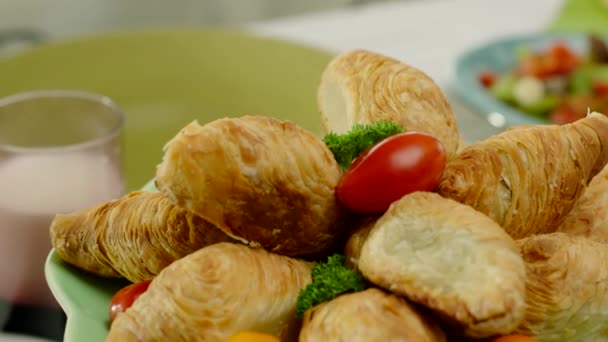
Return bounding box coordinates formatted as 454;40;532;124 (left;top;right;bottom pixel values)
323;121;404;170
295;254;366;318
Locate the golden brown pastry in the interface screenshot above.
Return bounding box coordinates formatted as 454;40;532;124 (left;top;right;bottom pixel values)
438;112;608;239
50;191;234;282
106;243;313;342
155;115;345;256
358;191;526;338
343;216;377;270
557;163;608;242
299;288;446;342
516;233;608;341
317;49;461;158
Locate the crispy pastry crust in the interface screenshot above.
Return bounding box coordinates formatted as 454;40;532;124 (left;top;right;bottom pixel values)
516;233;608;341
318;49;461;158
438;112;608;239
358;192;526;338
343;216;377;270
50;191;233;282
299;288;446;342
155;116;345;256
106;243;313;342
557;164;608;242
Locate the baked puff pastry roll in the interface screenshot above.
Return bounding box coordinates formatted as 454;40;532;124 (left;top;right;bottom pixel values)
557;164;608;243
317;49;461;158
358;192;526;338
299;288;446;342
438;112;608;239
50;191;234;282
156;115;345;256
343;216;377;270
106;243;313;342
516;233;608;341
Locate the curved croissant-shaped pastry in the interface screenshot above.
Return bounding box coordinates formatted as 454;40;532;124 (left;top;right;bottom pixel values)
343;216;377;270
299;288;446;342
438;112;608;239
317;49;461;158
50;191;234;282
156;115;345;256
516;233;608;341
557;164;608;243
106;243;313;342
358;192;526;338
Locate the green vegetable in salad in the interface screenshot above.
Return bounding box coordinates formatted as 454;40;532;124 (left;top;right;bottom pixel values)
490;74;518;103
295;254;366;318
569;64;608;94
519;95;560;117
323;121;404;170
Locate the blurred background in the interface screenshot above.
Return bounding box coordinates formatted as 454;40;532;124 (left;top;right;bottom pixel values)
0;0;604;341
0;0;378;38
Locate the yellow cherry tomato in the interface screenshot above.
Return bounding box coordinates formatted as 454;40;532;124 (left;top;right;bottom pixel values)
492;335;536;342
225;331;280;342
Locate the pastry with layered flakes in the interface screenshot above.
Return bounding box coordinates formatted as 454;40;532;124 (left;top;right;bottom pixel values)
106;243;313;342
50;191;234;282
317;49;461;158
299;288;446;342
438;112;608;239
156;115;345;256
557;164;608;242
516;233;608;341
357;192;526;338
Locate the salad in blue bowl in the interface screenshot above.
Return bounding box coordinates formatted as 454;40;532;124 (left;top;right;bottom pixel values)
456;33;608;126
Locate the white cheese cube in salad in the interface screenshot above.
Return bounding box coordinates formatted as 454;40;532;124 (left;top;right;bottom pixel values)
513;76;545;107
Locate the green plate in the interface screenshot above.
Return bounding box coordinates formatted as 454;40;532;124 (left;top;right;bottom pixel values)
45;180;156;342
0;28;333;191
39;29;333;342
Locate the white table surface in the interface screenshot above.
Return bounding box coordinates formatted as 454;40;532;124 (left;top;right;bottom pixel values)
247;0;566;141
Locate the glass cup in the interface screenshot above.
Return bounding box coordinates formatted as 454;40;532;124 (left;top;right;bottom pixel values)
0;90;125;339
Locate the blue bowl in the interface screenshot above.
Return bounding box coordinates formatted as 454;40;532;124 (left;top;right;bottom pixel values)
453;33;589;128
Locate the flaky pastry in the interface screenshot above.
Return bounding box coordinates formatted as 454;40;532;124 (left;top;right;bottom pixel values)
516;233;608;341
106;243;313;342
438;112;608;239
299;288;446;342
358;192;526;338
343;216;377;270
557;163;608;242
155;115;345;256
50;191;233;282
317;49;461;158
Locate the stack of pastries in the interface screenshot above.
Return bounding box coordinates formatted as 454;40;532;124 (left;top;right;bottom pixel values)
50;49;608;342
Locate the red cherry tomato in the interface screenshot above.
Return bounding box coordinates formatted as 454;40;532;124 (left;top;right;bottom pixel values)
336;132;446;214
549;106;584;125
478;70;498;88
109;280;152;322
593;81;608;96
549;41;580;73
517;41;580;79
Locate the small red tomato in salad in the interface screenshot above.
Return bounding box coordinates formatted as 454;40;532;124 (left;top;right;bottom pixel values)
517;41;580;79
478;70;498;88
593;81;608;96
336;132;446;214
549;41;580;74
549;106;583;125
109;280;152;322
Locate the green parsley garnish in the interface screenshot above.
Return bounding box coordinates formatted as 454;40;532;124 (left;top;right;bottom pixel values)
323;121;404;170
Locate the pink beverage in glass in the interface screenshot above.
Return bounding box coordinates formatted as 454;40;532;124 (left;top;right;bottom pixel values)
0;90;125;308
